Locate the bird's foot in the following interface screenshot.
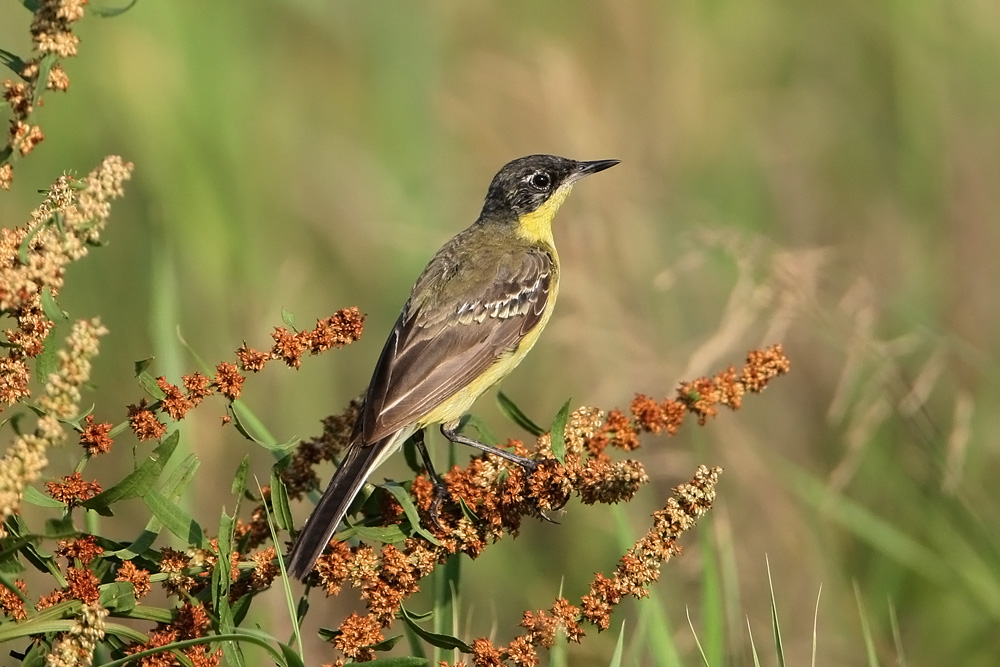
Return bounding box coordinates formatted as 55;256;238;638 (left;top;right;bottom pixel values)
427;480;450;532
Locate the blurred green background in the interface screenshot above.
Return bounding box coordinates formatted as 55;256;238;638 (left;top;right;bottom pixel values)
3;1;1000;665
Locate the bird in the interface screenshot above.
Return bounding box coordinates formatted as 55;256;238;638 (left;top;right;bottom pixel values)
287;154;618;579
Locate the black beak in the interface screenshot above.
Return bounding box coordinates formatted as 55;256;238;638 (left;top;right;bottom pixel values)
574;159;620;179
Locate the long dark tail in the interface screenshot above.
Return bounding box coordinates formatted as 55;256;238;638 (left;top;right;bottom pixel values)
286;435;395;579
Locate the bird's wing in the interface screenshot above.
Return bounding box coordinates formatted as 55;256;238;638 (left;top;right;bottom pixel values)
358;245;554;444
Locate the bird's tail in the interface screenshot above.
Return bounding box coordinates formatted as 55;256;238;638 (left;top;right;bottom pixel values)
286;433;401;579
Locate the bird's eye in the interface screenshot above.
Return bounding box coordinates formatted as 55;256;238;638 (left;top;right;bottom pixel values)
528;171;552;190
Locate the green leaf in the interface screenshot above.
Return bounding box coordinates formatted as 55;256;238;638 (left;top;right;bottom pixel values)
381;484;441;546
39;288;67;321
133;357;154;377
231;455;250;496
549;399;571;465
99;581;137;613
22;485;65;508
255;476;303;658
229;402;298;453
3;516;59;576
400;608;433;623
158;454;201;499
90;0;139;18
21;641;47;667
460;414;498;446
398;605;472;653
133;357;166;399
83;431;180;514
0;570;28;603
767;556;786;667
402;437;422;474
608;620;626;667
137;372;166;400
269;466;294;532
368;634;404;652
17;210;48;268
112;454;199;559
317;627;404;656
33;325;61;385
276;641;307;667
457;496;479;523
44;516;74;538
143;488;207;548
214;494;242;667
365;659;429;667
496;391;544;436
216;552;245;667
111;530;157;561
280;307;297;330
346;523;407;544
230;594;252;627
31;53;56;101
0;48;28;78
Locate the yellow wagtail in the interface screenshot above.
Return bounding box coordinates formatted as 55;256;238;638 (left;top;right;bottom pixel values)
287;154;618;578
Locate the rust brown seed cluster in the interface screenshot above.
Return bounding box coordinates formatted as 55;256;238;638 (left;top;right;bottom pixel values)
117;308;364;444
298;346;787;663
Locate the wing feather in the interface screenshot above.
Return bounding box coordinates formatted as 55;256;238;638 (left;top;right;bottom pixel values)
357;245;553;444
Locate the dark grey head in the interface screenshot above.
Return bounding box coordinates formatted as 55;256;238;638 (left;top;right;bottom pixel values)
480;154;619;219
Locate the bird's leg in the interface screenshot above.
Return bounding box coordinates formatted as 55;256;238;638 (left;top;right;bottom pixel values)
412;429;449;531
439;424;539;471
440;423;561;524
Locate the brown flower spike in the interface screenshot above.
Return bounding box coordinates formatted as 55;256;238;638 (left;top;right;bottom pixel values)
298;347;787;662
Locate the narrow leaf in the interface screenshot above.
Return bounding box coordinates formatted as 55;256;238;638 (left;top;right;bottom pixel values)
276;642;307;667
112;454;199;559
39;288;67;321
17;213;48;266
229;402;297;452
143;488;207;548
496;391;544;436
90;0;139;18
133;357;153;377
269;467;294;532
368;634;404;651
549;399;571;464
111;530;157;561
767;556;786;667
398;605;472;653
83;431;179;512
137;371;165;400
382;484;441;546
33;326;60;385
457;496;479;523
346;523;407;544
31;53;56;100
22;485;65;508
0;48;28;78
459;415;498;446
608;620;626;667
231;455;250;496
99;581;137;613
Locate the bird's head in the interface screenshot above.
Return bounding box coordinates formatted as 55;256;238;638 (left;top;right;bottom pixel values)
480;155;619;231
